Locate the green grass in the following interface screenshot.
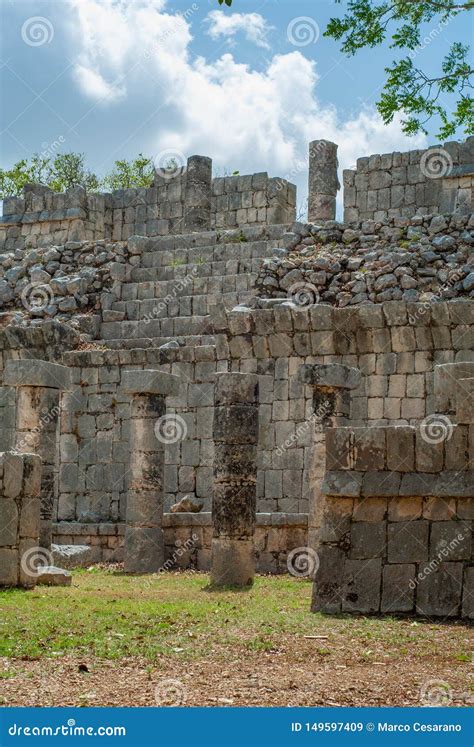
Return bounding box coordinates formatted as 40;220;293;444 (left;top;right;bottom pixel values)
0;569;469;664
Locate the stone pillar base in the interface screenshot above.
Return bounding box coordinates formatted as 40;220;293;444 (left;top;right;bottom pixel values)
210;537;254;587
124;526;164;574
39;520;52;550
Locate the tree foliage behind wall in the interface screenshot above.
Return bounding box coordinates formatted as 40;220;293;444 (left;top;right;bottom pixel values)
0;153;155;199
217;0;474;138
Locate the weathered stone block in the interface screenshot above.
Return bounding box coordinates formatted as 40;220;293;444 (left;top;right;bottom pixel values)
353;496;387;522
388;496;422;522
342;558;382;613
350;521;386;559
213;404;259;444
213;482;256;538
385;430;413;477
416;562;463;617
322;471;362;497
210;537;254;586
387;520;429;563
430;521;471;561
0;548;18;586
122;369;180;396
124;525;164;574
462;567;474;618
381;564;415;613
4;360;71;390
214;372;259;405
311;546;345;613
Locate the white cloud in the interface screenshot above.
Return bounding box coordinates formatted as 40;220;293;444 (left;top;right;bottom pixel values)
74;65;126;102
205;10;273;49
66;0;427;214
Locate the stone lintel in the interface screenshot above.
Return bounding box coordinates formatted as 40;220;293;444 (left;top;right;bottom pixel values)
214;371;259;405
4;360;72;391
445;163;474;178
121;369;181;396
299;363;361;390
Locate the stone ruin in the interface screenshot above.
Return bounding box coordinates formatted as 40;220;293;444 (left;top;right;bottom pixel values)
0;136;472;618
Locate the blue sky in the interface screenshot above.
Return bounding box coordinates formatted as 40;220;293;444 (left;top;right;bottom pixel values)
0;0;471;210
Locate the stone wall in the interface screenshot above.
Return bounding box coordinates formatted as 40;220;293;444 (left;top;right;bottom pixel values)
213;299;473;516
211;173;296;230
49;299;473;546
313;425;473;618
343;139;474;223
58;346;229;527
0;321;79;452
0;451;42;588
0;162;296;252
0;185;100;253
52;512;307;572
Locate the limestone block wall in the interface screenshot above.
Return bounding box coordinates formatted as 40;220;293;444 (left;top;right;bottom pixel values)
58;346;228;526
52;512;307;571
214;299;473;512
211;173;296;230
0;186;100;252
313;426;473;618
0;167;296;252
0;451;42;588
343;138;474;222
52;300;473;534
105;172;187;242
0;321;79;452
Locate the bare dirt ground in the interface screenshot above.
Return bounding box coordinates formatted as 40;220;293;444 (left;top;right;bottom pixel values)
1;570;472;708
2;633;472;707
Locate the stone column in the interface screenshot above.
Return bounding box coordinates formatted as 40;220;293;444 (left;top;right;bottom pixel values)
308;140;339;222
299;364;361;550
0;452;42;588
122;370;180;574
211;372;259;587
184;155;212;232
4;360;71;550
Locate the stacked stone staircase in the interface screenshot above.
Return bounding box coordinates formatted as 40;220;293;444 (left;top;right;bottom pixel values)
99;225;290;349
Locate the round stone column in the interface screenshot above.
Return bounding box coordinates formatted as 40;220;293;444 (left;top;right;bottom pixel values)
211;372;259;587
4;359;71;549
122;370;180;574
308;140;339;222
